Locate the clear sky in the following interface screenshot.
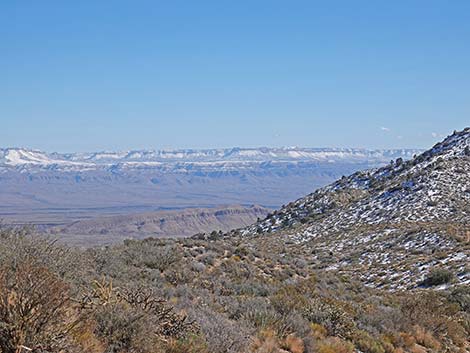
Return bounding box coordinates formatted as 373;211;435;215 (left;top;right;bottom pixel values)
1;1;469;152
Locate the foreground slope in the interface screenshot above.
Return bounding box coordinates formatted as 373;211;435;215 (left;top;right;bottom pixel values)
2;220;469;352
242;128;470;289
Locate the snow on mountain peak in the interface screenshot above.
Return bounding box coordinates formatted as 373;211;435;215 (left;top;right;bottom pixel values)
0;148;92;168
3;148;53;166
0;146;423;172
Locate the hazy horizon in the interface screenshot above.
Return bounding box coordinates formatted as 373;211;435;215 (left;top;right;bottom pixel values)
1;126;466;155
2;144;428;155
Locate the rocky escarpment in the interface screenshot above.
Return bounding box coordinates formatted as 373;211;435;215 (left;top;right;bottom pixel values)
48;205;270;246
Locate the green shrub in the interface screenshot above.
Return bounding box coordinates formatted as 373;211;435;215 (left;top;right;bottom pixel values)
422;268;454;286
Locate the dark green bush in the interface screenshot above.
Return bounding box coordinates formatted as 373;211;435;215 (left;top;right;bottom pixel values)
422;268;454;286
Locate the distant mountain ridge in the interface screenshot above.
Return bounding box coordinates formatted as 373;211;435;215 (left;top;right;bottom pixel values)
0;146;422;171
0;146;423;226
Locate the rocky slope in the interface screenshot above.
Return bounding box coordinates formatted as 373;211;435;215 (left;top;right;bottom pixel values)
240;128;470;290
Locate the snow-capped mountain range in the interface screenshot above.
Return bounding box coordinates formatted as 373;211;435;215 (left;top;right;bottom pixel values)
0;147;422;172
0;146;422;226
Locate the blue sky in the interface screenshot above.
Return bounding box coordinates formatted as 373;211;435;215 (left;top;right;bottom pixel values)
1;1;469;152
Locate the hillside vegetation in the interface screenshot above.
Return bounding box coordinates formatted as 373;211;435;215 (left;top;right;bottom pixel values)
0;228;468;353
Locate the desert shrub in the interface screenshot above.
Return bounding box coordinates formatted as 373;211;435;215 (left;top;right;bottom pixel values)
270;285;309;315
234;244;250;257
352;330;385;353
422;268;454;286
164;265;196;285
281;334;305;353
398;332;417;349
234;280;271;296
191;261;206;272
242;303;283;330
301;298;355;338
193;309;251;353
316;337;354;353
0;262;78;353
104;238;182;274
412;326;441;350
0;227;90;288
250;329;281;353
93;303;155;353
357;303;404;335
399;290;469;346
81;279;199;352
250;329;309;353
233;296;312;348
141;244;181;272
275;312;312;341
448;285;470;312
310;323;328;339
198;251;217;265
162;335;208;353
225;297;268;320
